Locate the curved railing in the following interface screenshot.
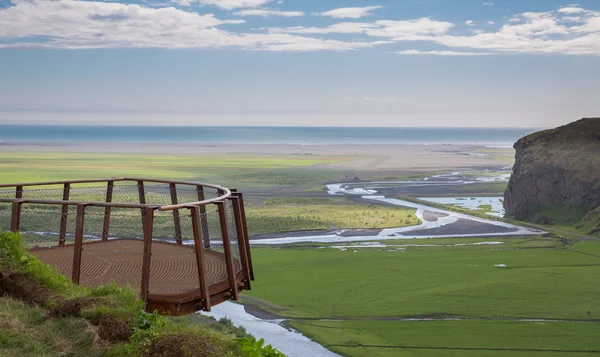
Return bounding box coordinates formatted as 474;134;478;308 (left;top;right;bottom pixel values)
0;178;253;315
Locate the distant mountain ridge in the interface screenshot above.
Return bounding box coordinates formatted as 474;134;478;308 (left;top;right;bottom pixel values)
504;118;600;234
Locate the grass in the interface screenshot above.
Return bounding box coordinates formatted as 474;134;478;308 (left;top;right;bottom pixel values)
0;152;349;190
243;237;600;356
245;198;419;236
292;320;600;357
0;231;284;357
445;181;508;195
575;207;600;235
0;298;99;357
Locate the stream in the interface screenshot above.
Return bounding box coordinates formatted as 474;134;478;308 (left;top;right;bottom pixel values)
251;176;544;245
201;302;342;357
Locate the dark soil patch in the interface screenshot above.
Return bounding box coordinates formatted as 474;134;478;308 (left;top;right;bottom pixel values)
146;334;226;357
97;315;133;342
0;271;55;306
409;218;518;236
244;303;283;320
51;297;106;318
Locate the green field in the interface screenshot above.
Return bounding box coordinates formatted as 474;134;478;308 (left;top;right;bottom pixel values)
245;198;419;236
0;152;349;190
244;237;600;356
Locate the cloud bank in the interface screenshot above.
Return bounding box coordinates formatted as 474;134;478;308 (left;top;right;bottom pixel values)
0;1;599;55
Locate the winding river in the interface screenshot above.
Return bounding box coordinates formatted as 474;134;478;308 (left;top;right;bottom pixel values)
215;175;545;356
251;178;544;245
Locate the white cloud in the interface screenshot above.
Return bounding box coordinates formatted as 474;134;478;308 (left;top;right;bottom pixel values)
313;6;382;19
233;9;303;17
271;18;454;39
0;0;385;51
558;6;585;14
483;2;493;6
572;16;600;33
177;0;274;10
1;1;599;55
397;50;492;56
465;20;475;26
487;20;495;25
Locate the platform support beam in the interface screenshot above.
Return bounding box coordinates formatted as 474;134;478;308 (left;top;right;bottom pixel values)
140;207;155;305
138;180;146;235
234;192;253;280
170;183;182;245
59;183;70;246
72;204;87;284
102;181;114;241
191;206;211;311
10;201;22;233
216;201;238;301
230;194;251;290
196;185;210;248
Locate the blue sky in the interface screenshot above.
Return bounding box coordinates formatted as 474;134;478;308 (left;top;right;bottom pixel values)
0;0;599;127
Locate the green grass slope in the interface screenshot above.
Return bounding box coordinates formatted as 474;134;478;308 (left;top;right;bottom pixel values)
0;232;284;357
575;207;600;236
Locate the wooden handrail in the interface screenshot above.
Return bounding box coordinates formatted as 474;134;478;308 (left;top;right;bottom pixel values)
0;177;126;188
0;198;158;209
0;177;231;210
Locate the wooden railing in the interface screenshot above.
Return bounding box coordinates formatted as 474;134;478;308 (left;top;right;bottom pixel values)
0;178;253;314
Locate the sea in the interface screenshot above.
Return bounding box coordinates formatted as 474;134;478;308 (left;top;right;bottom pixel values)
0;125;539;147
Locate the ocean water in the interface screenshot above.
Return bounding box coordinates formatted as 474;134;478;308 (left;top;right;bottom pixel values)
0;125;537;146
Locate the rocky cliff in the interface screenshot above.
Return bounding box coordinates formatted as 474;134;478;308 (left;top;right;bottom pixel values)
504;118;600;224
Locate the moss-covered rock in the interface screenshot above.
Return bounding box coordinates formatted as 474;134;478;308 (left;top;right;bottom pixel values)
504;118;600;222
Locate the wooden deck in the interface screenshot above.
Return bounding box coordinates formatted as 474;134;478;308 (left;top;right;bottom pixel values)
31;239;244;315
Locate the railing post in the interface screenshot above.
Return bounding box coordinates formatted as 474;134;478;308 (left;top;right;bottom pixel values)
102;181;114;241
71;204;87;284
15;185;23;199
170;183;182;244
190;206;211;311
235;192;254;280
196;185;210;248
230;195;251;290
216;201;238;300
140;207;154;306
59;183;70;246
138;180;146;236
10;201;22;233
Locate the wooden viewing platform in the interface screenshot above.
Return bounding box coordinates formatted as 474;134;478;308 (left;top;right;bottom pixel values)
0;178;254;315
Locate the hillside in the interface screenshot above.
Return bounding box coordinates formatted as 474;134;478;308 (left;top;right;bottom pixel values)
0;232;283;357
504;118;600;234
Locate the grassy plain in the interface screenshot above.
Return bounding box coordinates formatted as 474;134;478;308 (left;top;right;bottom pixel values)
245;198;419;236
0;152;350;190
244;237;600;356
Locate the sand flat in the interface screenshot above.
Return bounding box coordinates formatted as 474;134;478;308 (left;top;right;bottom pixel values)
0;142;514;171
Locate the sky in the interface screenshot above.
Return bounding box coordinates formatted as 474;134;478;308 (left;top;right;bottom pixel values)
0;0;599;127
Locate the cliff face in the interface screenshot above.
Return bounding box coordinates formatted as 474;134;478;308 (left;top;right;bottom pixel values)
504;118;600;222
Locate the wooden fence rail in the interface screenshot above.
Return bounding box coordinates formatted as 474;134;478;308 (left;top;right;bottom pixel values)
0;178;252;315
